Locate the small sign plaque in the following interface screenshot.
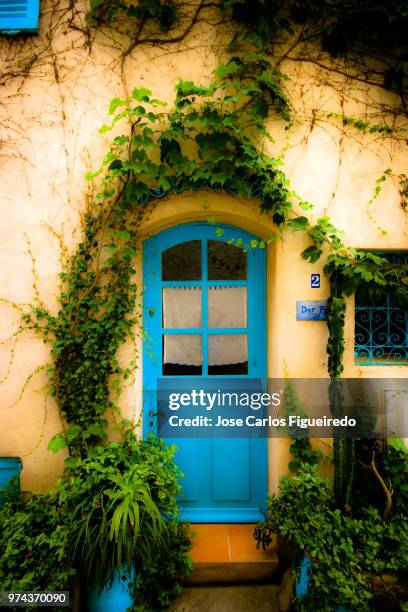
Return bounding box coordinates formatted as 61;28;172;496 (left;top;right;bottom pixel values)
297;300;327;321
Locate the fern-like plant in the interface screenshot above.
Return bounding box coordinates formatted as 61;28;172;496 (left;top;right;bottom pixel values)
53;436;181;591
68;466;164;590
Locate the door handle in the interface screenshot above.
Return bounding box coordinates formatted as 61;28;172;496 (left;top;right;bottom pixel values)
148;410;163;417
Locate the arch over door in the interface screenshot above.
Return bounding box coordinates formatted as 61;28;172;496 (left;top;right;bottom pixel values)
143;223;267;522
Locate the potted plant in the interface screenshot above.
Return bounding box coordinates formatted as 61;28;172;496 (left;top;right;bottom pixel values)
254;439;408;612
0;434;192;612
53;434;189;610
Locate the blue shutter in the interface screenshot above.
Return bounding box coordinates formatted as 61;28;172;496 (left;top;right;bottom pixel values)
0;0;40;34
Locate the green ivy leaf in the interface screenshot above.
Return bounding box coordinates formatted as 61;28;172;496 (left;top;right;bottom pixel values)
299;200;314;211
131;87;152;102
99;123;112;134
84;169;101;181
48;434;68;453
160;138;181;163
301;245;323;263
118;231;131;240
108;97;129;115
288;216;309;231
108;159;123;171
113;135;129;146
253;96;269;118
133;105;146;116
388;438;408;453
214;61;240;79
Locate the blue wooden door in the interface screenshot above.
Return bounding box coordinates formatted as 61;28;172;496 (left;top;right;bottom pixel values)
143;223;267;522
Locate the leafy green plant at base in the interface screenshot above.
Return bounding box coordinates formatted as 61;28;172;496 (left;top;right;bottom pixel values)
56;433;187;591
384;438;408;515
0;435;192;610
62;462;164;590
289;438;322;474
254;460;408;612
129;521;193;612
0;489;75;605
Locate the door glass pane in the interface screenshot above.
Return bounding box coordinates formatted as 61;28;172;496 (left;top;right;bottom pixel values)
208;334;248;375
163;334;202;375
162;240;201;280
208;240;247;280
163;288;202;328
208;286;247;328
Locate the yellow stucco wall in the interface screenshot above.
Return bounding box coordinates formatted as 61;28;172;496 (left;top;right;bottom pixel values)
0;0;407;494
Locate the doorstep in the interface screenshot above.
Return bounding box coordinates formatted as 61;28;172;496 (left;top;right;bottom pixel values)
186;524;278;584
170;584;280;612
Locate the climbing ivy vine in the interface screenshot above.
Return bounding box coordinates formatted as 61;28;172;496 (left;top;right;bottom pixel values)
22;53;297;453
87;0;180;30
222;0;408;95
19;48;408;505
85;0;408;97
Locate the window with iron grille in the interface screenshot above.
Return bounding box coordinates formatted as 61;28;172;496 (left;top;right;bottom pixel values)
355;252;408;366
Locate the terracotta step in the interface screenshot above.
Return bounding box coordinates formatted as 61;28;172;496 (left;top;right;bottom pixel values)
185;524;278;584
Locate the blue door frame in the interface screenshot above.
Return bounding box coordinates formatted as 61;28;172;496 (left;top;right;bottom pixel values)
143;223;267;522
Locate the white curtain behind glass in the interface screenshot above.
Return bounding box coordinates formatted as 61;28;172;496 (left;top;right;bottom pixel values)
208;334;247;366
208;286;247;328
162;286;247;365
163;334;202;367
163;287;202;366
163;287;202;328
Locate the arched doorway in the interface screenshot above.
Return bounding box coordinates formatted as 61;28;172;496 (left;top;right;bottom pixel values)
143;223;267;522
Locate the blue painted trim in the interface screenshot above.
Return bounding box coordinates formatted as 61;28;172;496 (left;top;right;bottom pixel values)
247;232;267;384
143;223;265;415
143;223;268;523
0;457;22;504
178;507;265;523
296;555;353;611
0;457;21;471
207;280;248;287
87;567;135;612
162;280;248;287
162;281;202;287
162;280;248;288
0;0;40;33
296;555;312;597
162;328;247;334
202;239;208;375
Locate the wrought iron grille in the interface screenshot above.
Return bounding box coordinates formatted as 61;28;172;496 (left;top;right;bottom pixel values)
355;252;408;366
